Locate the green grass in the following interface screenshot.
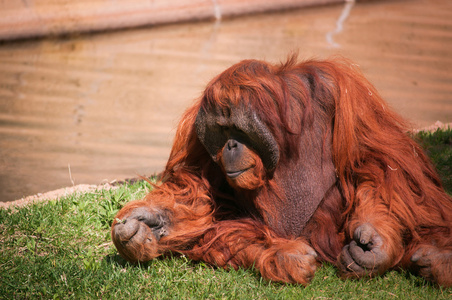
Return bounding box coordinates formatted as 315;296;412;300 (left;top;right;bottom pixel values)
1;129;451;299
415;127;452;193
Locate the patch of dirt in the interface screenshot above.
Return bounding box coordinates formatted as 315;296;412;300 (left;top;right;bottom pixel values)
410;121;451;134
1;176;152;210
0;183;120;209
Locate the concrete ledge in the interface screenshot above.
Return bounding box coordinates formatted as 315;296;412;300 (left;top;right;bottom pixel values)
1;0;345;41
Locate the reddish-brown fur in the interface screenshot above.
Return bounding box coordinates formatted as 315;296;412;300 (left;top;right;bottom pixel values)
112;56;452;286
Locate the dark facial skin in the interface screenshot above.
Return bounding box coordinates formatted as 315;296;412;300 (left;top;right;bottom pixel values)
195;103;280;173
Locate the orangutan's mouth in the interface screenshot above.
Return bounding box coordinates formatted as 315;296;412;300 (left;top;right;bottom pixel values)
226;169;249;179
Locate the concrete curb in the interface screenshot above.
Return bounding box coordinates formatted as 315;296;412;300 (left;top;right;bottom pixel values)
1;0;345;41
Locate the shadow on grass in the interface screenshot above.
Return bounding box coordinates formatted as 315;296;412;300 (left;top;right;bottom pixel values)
103;253;131;268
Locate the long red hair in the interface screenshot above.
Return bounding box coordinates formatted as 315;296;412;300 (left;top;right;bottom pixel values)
112;55;452;286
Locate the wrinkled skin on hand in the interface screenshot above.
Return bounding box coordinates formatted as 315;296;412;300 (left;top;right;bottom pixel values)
411;245;452;287
112;207;170;263
338;223;390;278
